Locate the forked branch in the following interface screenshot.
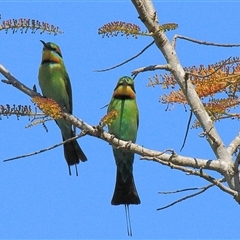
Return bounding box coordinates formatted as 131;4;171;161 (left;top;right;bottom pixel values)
157;183;217;210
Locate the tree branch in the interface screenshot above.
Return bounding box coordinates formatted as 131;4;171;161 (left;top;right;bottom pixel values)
0;64;40;98
157;183;215;211
131;0;238;192
228;132;240;155
140;155;238;199
0;64;224;174
94;41;155;72
0;64;221;171
172;34;240;49
3;132;87;162
71;112;239;200
131;63;171;76
158;185;219;194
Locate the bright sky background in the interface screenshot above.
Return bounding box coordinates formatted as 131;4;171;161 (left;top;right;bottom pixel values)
0;1;240;239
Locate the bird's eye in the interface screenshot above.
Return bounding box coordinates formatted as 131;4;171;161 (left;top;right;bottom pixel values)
53;47;60;55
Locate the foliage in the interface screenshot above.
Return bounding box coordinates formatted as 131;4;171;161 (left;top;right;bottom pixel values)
98;21;178;38
0;103;32;119
31;96;62;119
100;110;118;127
0;18;63;35
148;57;240;126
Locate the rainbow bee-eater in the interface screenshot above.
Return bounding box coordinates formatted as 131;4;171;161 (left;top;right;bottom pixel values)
38;40;87;175
107;76;140;236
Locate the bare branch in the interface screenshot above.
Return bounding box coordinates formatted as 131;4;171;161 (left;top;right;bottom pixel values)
172;34;240;49
228;132;240;155
61;111;229;177
140;155;235;197
142;0;157;23
157;183;215;211
233;150;240;179
48;113;240;200
131;63;171;76
3;132;86;162
158;185;218;194
94;41;154;72
180;111;192;152
0;64;39;98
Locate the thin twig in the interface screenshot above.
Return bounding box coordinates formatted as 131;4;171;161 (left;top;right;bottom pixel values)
172;34;240;49
141;155;237;198
3;133;85;162
159;185;211;194
94;40;155;72
157;183;214;210
180;110;192;152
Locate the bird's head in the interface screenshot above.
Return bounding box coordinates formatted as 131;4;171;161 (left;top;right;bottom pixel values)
40;40;63;63
113;76;136;99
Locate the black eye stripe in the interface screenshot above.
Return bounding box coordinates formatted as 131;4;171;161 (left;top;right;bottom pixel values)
43;42;63;58
50;47;62;58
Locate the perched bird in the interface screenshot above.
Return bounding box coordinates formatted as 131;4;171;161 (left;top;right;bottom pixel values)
38;40;87;175
107;76;140;236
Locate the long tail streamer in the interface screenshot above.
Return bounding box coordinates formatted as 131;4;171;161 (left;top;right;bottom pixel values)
125;204;132;236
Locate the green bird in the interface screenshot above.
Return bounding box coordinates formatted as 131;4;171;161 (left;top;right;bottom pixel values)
107;76;140;236
38;40;87;175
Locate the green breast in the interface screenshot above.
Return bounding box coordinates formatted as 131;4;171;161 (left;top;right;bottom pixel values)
108;98;138;142
38;63;71;113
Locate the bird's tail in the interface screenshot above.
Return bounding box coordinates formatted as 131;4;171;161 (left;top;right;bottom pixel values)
62;130;87;173
111;170;140;205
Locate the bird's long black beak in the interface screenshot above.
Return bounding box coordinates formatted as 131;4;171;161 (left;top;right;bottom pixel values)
122;79;128;86
114;78;127;91
40;40;48;50
123;78;136;92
